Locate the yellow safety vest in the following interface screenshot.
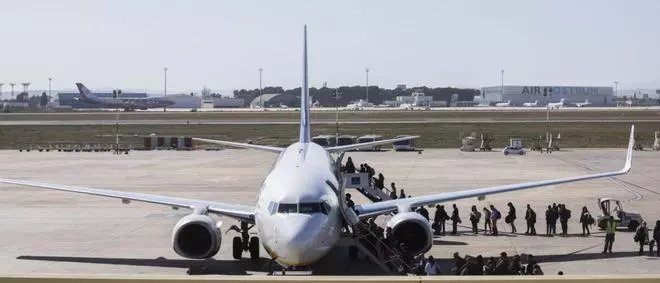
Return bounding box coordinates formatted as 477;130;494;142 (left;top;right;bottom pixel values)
605;220;616;234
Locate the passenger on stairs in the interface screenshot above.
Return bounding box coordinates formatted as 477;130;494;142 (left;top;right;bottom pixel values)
399;189;406;199
345;193;355;210
424;256;441;275
374;173;385;191
389;190;398;199
344;157;356;173
390;182;398;199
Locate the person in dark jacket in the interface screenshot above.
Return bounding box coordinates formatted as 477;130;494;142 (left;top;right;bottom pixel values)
545;205;554;236
508;255;522;275
373;173;385;191
345;193;355;210
579;206;592;236
470;205;481;234
494;252;509;275
344;157;356;173
399;189;406;199
434;205;449;235
451;204;461;235
559;204;571;236
483;207;492;234
417;206;430;221
390;182;397;196
551;203;559;235
525;204;537;235
506;202;517;234
652;220;660;257
451;252;466;275
484;257;496;275
635;222;650;256
359;164;366;173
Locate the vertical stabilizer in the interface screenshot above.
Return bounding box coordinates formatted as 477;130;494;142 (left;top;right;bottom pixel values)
75;83;97;100
299;25;311;143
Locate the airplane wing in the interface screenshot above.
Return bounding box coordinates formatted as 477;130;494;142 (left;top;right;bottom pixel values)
355;125;635;219
326;136;419;153
0;178;255;223
192;137;284;153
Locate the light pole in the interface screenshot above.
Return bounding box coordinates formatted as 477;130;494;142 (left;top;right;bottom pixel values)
10;83;15;98
334;88;342;145
164;67;168;96
48;78;52;98
365;68;370;103
259;68;263;108
500;70;504;100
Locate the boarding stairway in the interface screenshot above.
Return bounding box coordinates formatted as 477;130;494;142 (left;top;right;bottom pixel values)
333;154;414;275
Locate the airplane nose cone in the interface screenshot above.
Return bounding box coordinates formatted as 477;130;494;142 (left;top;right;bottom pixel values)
276;215;328;265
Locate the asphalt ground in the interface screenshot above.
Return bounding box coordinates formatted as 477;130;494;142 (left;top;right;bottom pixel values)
0;149;658;276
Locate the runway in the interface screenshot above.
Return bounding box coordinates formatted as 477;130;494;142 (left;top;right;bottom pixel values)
2;119;659;125
0;149;658;276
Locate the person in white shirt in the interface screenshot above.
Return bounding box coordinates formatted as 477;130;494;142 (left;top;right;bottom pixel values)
424;256;441;275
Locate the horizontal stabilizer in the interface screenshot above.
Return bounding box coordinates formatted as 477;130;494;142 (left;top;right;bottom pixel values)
192;137;284;153
326;135;419;153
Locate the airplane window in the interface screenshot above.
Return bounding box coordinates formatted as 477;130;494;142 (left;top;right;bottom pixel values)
299;203;321;214
278;203;297;213
320;201;331;215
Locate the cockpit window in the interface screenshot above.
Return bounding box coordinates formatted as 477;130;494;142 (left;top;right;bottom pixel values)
277;203;298;213
299;203;321;214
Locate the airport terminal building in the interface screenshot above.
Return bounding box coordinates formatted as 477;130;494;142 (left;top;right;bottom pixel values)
478;85;615;106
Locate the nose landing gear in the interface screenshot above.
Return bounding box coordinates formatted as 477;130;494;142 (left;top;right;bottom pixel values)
228;221;260;260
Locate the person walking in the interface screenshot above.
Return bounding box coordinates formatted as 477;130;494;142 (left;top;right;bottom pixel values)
470;205;481;234
490;205;501;236
344;157;356;173
551;203;559;235
579;206;593;236
603;216;616;254
525;204;537;235
506;202;517;234
559;204;571;236
451;204;461;235
483;207;492;234
433;205;449;235
545;205;553;236
635;222;650;256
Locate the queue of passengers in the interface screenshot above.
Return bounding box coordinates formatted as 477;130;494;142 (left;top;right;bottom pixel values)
416;252;544;276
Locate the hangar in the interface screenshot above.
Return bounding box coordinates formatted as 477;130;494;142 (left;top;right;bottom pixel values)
250;93;299;108
478;85;615;106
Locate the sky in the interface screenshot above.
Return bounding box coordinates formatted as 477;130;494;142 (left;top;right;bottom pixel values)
1;0;659;94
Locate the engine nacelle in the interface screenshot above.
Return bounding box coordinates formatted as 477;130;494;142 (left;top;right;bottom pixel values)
172;214;222;259
385;212;433;255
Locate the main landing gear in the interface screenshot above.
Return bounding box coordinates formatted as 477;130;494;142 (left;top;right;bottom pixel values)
228;221;260;260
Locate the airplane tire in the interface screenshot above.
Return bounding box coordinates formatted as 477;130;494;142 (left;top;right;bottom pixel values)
249;237;260;260
232;236;243;260
504;151;509;156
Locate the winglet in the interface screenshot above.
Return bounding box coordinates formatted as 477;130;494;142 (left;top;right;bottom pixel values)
622;124;634;172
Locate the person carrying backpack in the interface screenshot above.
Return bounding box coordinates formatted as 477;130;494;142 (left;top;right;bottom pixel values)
635;222;650;256
470;205;482;234
579;206;594;236
525;204;537;235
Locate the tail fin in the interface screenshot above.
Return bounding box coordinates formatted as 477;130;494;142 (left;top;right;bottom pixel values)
75;83;96;100
299;25;310;143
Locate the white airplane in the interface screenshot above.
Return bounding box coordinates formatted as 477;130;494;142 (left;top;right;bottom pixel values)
575;98;591;108
495;100;511;107
0;26;636;271
547;98;567;109
345;99;373;111
522;100;539;107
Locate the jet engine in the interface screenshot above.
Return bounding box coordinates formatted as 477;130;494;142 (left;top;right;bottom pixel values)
172;214;222;259
385;212;433;255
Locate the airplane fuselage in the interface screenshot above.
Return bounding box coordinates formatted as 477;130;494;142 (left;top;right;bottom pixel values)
254;142;342;266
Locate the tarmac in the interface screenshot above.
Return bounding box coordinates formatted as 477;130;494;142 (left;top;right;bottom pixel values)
0;148;659;276
1;119;659;125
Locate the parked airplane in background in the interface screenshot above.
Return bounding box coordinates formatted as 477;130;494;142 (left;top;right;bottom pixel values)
522;100;539;107
547;98;567;109
0;26;636;272
75;83;174;111
495;100;511;107
346;99;373;110
575;98;592;108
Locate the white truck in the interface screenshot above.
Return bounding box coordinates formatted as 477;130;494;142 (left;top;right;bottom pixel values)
596;198;644;231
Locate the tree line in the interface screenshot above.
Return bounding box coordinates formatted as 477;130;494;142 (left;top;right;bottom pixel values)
233;86;480;106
